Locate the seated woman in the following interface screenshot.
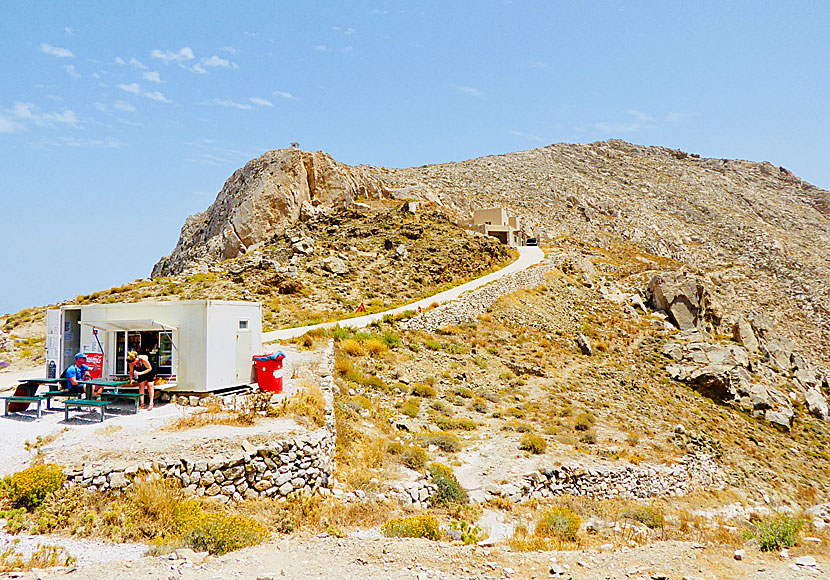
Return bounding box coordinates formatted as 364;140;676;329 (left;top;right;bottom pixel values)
127;350;156;410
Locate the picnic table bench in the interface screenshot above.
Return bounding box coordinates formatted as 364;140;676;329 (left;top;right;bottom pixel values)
64;399;109;422
102;390;143;414
2;395;46;419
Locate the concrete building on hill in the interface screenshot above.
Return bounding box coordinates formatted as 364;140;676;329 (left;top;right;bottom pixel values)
472;207;528;246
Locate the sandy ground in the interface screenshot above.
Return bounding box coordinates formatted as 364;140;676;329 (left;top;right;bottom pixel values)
0;345;321;477
5;535;826;580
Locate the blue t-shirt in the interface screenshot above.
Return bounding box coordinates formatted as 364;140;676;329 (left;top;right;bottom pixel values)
65;364;89;391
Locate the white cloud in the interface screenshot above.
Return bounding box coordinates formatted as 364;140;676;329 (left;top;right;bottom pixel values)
273;90;294;99
0;116;20;134
333;26;357;35
592;109;657;133
142;71;162;83
37;136;124;149
64;27;75;35
129;57;147;69
64;64;81;79
114;101;137;112
114;57;126;65
118;83;170;103
151;47;195;63
314;45;328;52
211;99;252;110
222;46;239;55
191;63;207;74
509;129;544;142
40;43;74;58
456;85;482;98
145;91;170;103
118;83;141;94
202;55;237;69
250;97;273;107
4;102;79;130
370;9;389;15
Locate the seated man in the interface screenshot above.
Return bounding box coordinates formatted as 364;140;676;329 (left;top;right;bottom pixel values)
65;353;102;397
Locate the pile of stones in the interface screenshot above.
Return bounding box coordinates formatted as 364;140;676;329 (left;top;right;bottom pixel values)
390;478;439;509
485;453;721;504
403;264;553;332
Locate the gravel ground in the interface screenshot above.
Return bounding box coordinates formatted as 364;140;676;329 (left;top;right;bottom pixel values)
0;529;147;567
4;535;826;580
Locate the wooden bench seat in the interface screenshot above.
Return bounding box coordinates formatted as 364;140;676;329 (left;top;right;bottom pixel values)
64;399;109;422
1;396;46;419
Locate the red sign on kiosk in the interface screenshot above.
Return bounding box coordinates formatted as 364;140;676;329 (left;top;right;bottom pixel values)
83;353;104;379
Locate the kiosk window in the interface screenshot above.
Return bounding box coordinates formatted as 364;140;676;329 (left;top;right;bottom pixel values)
239;320;249;330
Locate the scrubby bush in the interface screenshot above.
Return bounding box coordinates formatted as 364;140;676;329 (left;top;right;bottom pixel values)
340;339;365;357
455;387;474;399
471;398;488;414
454;417;477;431
181;512;269;555
622;505;664;529
536;506;580;542
400;398;420;418
579;432;597;445
448;519;483;545
746;513;803;551
574;413;594;431
3;465;66;510
411;383;437;397
420;432;462;453
400;446;428;470
364;339;388;358
519;434;547;454
382;515;442;540
428;463;468;505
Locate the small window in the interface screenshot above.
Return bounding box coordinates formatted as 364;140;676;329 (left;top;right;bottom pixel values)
238;320;249;330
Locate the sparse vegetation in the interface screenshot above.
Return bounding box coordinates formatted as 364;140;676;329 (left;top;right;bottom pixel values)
519;433;547;454
382;515;442;540
745;513;803;551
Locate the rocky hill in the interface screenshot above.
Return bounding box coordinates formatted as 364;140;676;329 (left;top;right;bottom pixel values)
156;140;830;366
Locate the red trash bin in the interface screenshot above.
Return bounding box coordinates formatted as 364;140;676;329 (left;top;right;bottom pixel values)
253;351;286;393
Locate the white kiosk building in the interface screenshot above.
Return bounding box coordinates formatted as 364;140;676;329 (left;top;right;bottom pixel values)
45;300;262;393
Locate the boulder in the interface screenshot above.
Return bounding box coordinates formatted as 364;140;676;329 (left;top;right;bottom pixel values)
322;256;349;275
647;272;713;330
732;317;759;353
748;310;775;341
764;407;794;431
576;334;593;356
805;388;829;421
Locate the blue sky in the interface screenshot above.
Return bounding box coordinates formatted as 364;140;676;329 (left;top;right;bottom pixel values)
1;1;828;316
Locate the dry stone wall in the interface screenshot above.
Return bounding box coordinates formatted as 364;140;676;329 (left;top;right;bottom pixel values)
64;342;338;503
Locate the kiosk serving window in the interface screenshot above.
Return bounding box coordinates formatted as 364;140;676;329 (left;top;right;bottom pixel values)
114;330;174;376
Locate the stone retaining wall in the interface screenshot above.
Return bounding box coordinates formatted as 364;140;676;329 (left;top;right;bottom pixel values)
64;341;338;503
402;264;553;332
391;453;720;507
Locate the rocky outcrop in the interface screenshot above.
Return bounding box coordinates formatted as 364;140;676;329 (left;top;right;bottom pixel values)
153;149;388;276
647;272;716;330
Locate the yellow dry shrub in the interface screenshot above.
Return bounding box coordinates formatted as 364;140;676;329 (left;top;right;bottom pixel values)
340;339;365;357
382;515;442;540
3;464;66;510
364;339;388;358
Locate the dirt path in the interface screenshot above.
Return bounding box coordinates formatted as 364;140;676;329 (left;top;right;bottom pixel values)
13;535;826;580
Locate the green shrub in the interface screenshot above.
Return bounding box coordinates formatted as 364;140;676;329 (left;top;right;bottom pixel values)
535;506;580;542
3;465;66;510
622;505;664;529
428;463;468;505
455;387;474;399
432;414;455;431
579;432;596;445
412;383;437;397
471;398;488;414
506;406;525;418
430;400;451;415
420;432;462;453
180;512;269;555
449;519;483;545
519;434;547;454
382;515;442;540
746;514;803;551
574;413;594;431
400;446;428;470
454;417;477;431
400;398;420;418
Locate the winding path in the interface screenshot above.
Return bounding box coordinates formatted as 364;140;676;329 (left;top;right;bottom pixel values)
262;246;543;343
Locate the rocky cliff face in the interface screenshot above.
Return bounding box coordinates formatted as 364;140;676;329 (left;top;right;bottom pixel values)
154;140;830;363
152;148;387;276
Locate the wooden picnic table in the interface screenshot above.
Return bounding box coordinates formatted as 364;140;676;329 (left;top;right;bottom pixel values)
16;378;63;397
80;379;129;400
